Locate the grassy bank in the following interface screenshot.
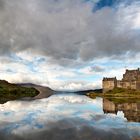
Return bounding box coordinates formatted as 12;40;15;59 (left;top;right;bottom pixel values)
0;80;39;104
105;88;140;97
87;87;140;100
105;97;140;104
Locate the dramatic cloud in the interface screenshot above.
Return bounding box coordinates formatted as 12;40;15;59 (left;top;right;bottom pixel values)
0;0;140;61
0;0;140;90
0;121;132;140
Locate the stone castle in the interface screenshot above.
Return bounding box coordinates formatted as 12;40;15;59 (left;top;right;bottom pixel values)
103;68;140;93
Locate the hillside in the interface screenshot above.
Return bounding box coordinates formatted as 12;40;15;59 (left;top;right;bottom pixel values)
19;83;54;99
0;80;39;104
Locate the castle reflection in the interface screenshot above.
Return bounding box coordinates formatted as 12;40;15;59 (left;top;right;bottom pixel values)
103;98;140;122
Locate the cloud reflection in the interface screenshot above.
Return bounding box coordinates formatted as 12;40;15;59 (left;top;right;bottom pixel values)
0;94;140;140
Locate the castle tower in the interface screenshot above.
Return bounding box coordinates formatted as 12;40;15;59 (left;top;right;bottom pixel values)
102;77;117;93
122;68;140;81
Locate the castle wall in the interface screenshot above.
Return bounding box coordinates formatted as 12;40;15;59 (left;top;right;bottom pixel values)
122;81;131;89
130;81;137;89
123;69;140;81
117;81;137;89
117;80;123;88
136;81;140;90
103;79;117;93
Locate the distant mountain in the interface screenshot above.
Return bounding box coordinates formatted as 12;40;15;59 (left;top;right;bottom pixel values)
74;89;103;95
0;80;39;104
55;89;103;95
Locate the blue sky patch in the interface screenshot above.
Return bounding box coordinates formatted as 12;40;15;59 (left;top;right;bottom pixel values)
93;0;120;11
92;0;138;11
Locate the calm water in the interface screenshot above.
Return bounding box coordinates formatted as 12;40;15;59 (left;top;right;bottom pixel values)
0;93;140;140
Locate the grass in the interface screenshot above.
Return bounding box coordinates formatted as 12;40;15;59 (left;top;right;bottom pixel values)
87;92;103;99
0;80;39;104
105;87;140;97
105;97;140;104
86;87;140;103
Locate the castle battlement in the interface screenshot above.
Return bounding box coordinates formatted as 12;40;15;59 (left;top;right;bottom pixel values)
102;68;140;93
103;77;117;81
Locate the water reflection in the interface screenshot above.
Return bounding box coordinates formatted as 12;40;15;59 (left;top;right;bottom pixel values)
0;94;139;140
103;98;140;122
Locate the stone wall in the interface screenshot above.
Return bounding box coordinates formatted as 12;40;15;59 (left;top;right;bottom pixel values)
136;81;140;90
117;81;137;89
102;78;117;93
122;69;140;81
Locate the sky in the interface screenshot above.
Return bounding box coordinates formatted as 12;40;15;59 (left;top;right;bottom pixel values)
0;0;140;91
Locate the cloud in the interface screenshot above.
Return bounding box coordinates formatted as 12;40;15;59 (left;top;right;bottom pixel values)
0;0;140;90
56;81;101;91
7;120;132;140
0;122;132;140
80;65;105;75
0;0;92;62
0;0;140;63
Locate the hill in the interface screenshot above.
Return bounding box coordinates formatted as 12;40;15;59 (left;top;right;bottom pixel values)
18;83;54;99
0;80;39;104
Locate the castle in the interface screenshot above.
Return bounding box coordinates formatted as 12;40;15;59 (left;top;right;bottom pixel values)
103;68;140;93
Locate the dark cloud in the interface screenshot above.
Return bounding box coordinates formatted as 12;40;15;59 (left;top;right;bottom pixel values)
0;0;4;9
0;119;132;140
0;0;139;66
79;6;140;61
91;65;105;72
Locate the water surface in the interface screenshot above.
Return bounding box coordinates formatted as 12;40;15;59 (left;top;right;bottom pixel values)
0;93;140;140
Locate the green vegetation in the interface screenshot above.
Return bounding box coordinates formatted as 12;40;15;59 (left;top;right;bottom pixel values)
106;97;140;104
0;80;39;104
105;87;140;97
106;87;126;94
87;92;103;99
86;87;140;100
